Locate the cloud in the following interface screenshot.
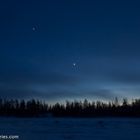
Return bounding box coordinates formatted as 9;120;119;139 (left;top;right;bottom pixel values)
0;86;35;99
0;71;82;99
0;78;116;101
109;71;140;85
77;88;117;100
0;71;80;87
35;88;116;101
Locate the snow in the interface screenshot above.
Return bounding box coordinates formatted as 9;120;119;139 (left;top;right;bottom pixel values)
0;117;140;140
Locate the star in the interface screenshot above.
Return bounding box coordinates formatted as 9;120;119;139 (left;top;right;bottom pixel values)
32;27;36;31
73;63;76;67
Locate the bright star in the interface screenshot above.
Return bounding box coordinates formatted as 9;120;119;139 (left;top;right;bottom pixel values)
32;27;36;31
73;63;76;66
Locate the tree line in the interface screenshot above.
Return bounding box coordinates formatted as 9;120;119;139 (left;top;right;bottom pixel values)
0;98;140;117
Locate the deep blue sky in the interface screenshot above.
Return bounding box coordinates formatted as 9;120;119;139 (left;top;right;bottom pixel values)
0;0;140;103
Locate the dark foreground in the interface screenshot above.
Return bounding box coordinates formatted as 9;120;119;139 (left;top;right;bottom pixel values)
0;117;140;140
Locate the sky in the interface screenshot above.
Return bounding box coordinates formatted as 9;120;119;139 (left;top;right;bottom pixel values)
0;0;140;103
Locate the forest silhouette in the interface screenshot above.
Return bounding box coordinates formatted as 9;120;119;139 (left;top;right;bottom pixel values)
0;98;140;117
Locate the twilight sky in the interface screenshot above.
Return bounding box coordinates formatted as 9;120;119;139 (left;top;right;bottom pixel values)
0;0;140;103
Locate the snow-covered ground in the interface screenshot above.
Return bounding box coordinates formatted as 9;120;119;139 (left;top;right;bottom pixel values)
0;117;140;140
